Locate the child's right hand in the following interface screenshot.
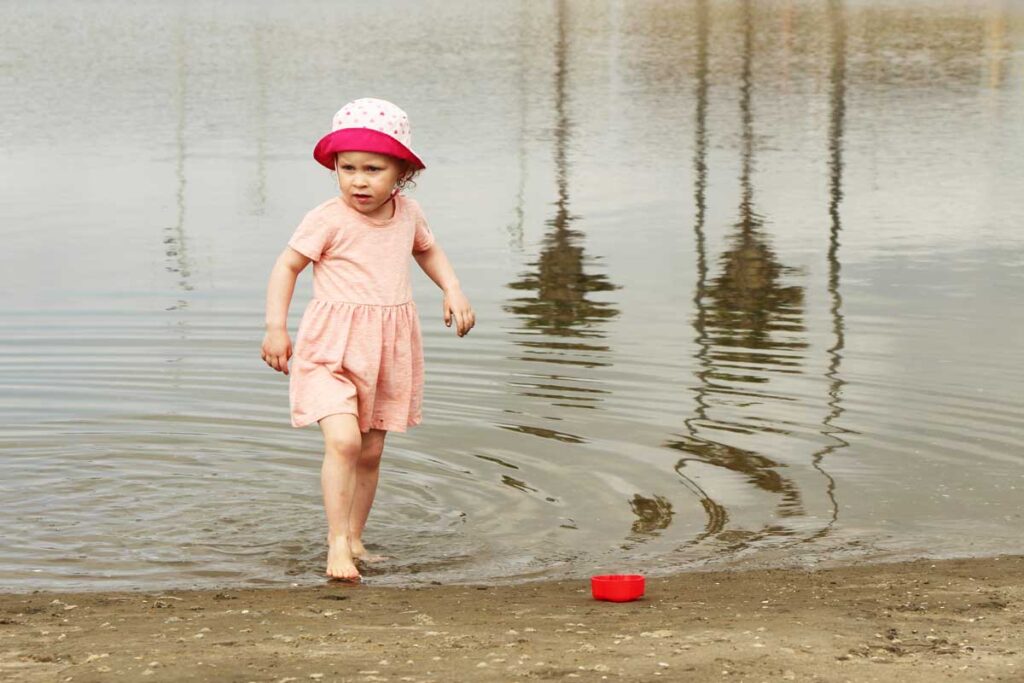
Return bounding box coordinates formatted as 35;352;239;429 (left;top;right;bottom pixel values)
261;327;293;375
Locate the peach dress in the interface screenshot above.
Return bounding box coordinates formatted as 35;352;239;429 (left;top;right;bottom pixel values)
286;193;435;432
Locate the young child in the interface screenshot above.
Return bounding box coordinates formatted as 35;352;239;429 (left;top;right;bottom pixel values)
260;98;475;581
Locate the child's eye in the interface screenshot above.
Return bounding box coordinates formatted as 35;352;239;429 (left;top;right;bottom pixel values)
366;166;382;172
341;165;355;171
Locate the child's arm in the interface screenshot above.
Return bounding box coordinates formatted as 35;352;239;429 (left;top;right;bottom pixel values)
261;247;312;374
413;244;476;337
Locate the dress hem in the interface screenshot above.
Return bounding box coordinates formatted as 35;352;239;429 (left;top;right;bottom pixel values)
291;411;422;433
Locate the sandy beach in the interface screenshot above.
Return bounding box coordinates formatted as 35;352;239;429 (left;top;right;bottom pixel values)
2;555;1022;682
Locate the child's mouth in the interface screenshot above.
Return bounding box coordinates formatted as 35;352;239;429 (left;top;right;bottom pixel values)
353;193;372;203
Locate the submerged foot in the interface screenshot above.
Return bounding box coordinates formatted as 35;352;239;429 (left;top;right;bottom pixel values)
326;536;361;581
350;538;389;563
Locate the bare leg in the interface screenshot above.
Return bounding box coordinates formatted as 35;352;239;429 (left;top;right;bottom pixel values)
318;413;362;580
349;428;387;561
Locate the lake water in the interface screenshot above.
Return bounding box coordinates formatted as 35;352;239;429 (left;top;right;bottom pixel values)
1;0;1023;592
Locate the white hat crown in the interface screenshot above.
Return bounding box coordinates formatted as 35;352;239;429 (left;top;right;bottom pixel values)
332;97;414;148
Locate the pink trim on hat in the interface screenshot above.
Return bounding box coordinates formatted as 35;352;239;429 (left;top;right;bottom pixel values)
313;128;425;170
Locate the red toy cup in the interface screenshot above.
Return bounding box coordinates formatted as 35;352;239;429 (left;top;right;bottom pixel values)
591;574;645;602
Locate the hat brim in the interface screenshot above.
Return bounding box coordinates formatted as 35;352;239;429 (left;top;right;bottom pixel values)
313;128;425;170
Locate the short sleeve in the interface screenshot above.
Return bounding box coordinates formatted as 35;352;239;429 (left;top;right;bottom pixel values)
287;210;333;262
412;206;435;253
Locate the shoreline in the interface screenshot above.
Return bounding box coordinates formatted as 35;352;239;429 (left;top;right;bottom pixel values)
2;555;1022;681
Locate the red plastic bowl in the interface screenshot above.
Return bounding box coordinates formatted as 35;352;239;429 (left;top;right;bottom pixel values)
591;574;645;602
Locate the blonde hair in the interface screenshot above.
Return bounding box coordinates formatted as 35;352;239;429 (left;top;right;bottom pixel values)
394;159;420;193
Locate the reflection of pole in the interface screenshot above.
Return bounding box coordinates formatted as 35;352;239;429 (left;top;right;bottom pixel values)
692;0;710;337
678;0;727;543
506;0;529;250
673;0;809;550
738;0;754;225
826;0;846;400
805;0;850;538
689;0;711;418
166;7;193;312
553;0;570;230
251;22;268;216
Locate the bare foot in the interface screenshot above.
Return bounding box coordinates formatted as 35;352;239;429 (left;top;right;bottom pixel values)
350;538;389;563
326;536;361;581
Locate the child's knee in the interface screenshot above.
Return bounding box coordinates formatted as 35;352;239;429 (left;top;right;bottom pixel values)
319;413;362;456
359;447;383;468
359;430;386;465
324;434;361;458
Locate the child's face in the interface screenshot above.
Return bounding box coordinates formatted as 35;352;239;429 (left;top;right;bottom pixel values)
334;151;404;218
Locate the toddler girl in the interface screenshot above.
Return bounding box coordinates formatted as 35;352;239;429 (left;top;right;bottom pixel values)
260;98;475;581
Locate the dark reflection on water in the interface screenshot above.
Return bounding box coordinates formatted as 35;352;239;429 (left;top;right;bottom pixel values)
628;494;675;538
472;453;519;470
805;0;853;542
667;0;861;556
703;3;806;379
497;423;587;444
669;0;818;550
503;0;620;417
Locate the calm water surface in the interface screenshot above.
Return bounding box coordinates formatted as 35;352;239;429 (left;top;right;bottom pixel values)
2;0;1023;592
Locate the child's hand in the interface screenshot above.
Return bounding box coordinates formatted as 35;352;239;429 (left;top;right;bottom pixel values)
443;286;476;337
261;327;293;375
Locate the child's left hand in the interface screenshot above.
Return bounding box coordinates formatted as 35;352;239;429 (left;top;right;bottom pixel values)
443;286;476;337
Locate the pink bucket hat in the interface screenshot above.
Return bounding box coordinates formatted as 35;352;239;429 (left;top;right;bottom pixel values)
313;97;425;171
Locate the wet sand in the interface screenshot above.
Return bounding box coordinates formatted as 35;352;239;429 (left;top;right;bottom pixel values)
2;555;1022;682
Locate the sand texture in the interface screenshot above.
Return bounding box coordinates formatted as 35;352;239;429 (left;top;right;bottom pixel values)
2;556;1022;682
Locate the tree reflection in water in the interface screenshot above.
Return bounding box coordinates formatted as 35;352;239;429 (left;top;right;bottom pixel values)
503;0;620;422
666;0;843;554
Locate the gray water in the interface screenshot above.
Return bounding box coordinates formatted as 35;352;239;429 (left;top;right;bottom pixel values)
1;0;1023;592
